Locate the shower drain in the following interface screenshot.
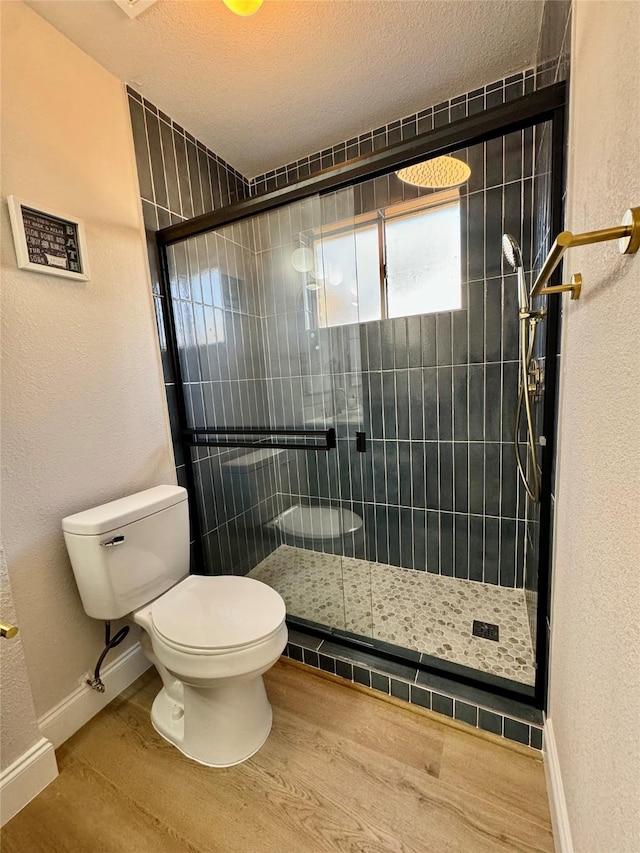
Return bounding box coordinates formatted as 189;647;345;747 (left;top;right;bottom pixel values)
472;620;500;641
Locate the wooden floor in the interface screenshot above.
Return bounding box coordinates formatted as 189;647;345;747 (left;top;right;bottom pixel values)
2;661;554;852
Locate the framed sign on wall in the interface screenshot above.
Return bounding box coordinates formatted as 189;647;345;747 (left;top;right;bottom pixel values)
7;196;90;281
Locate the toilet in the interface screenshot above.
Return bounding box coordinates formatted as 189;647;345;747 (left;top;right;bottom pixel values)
62;485;287;767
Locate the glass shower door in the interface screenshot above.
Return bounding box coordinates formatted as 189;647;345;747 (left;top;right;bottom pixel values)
159;101;563;701
250;187;374;639
164;186;375;641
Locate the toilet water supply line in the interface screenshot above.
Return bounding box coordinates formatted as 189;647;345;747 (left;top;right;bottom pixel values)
86;621;130;692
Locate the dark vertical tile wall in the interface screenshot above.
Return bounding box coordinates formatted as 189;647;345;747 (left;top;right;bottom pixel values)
165;223;282;576
248;67;540;196
253;189;372;563
126;87;279;575
129;50;567;599
258;71;550;588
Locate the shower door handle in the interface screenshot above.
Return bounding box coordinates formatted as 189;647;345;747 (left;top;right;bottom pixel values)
355;431;367;453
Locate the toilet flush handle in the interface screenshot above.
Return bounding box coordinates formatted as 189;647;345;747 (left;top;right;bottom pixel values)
100;535;125;547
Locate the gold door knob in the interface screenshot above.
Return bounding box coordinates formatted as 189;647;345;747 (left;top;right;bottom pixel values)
0;621;19;639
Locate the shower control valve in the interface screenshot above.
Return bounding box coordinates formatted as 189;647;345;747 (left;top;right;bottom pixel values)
527;359;544;400
519;307;547;321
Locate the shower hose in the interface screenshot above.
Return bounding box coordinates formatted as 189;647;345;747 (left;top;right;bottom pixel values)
515;312;541;503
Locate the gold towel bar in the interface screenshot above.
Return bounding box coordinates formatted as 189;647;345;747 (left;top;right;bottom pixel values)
0;620;19;639
530;206;640;300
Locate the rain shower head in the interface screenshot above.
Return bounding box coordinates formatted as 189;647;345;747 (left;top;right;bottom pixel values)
502;233;523;270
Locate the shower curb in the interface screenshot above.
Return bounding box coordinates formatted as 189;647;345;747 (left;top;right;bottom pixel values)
281;637;543;751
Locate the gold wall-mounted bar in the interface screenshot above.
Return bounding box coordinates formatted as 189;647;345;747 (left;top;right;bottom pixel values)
530;206;640;300
0;620;19;639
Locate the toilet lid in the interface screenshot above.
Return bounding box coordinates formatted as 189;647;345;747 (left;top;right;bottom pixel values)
273;505;362;539
151;576;286;650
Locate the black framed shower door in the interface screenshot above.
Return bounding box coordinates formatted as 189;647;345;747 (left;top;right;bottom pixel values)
155;82;567;710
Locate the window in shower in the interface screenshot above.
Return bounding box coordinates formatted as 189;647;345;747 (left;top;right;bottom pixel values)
309;189;462;328
385;192;462;317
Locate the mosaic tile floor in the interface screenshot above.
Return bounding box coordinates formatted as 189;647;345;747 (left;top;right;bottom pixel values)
249;545;536;686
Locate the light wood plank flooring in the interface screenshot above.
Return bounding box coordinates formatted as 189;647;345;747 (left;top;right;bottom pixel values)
2;661;554;852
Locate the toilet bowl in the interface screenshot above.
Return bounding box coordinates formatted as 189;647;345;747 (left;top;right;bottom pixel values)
62;485;288;769
134;575;287;767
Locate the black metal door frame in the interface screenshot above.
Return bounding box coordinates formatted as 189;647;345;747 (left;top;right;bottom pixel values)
155;82;567;711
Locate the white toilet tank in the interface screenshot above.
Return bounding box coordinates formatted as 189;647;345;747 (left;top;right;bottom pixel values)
62;485;189;620
222;447;285;525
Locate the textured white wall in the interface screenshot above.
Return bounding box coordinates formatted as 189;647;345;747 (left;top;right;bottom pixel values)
0;544;42;772
0;1;175;718
549;2;640;850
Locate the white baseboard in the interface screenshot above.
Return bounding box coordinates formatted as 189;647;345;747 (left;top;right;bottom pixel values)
38;641;151;750
0;737;58;827
543;717;574;853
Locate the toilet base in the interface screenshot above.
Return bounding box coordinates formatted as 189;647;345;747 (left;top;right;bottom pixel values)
150;675;274;767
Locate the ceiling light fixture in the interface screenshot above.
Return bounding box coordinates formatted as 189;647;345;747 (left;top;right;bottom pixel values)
223;0;264;15
396;155;471;189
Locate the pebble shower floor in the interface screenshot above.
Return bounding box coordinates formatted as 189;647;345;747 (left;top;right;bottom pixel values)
250;545;535;686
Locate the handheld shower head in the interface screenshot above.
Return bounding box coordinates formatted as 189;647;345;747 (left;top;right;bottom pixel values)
502;232;528;314
502;233;523;270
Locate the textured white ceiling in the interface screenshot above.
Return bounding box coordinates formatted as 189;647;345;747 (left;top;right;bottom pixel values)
26;0;544;178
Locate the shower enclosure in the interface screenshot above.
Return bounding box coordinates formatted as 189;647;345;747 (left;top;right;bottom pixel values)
156;84;566;708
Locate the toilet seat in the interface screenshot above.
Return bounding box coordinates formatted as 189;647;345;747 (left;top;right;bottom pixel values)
149;575;286;653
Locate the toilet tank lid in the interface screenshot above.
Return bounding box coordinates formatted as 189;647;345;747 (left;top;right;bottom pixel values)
62;486;187;535
222;447;285;472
